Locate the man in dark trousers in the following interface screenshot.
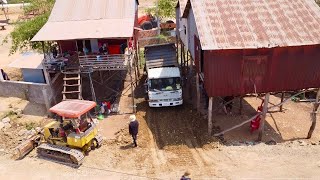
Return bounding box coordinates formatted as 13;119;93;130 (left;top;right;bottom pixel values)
129;115;139;147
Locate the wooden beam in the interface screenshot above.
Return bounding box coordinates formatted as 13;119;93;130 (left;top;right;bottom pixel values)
307;89;320;139
196;73;200;111
280;92;284;112
208;97;213;135
258;93;270;141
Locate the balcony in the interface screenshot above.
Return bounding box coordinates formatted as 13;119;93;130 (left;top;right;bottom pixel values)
79;54;132;71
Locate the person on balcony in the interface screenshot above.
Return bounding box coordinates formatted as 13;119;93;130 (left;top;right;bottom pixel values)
99;43;108;54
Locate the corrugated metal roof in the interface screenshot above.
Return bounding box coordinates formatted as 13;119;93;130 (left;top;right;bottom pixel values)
148;67;180;79
9;52;43;69
32;0;137;41
188;0;320;50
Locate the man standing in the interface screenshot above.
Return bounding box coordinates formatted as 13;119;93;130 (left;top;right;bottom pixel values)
129;115;139;147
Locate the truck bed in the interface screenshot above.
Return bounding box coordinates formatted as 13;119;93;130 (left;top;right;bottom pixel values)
144;43;178;71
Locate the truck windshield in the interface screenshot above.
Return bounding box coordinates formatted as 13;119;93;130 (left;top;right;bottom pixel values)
150;77;181;91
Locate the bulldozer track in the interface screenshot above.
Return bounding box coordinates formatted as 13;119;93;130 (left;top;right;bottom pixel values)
37;143;84;166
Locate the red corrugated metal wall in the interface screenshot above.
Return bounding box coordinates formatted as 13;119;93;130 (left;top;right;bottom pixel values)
203;45;320;97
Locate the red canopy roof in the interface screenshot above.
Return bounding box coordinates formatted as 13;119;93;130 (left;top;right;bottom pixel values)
49;100;96;118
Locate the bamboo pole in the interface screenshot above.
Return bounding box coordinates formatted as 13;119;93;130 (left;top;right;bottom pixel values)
307;89;320;139
208;97;213;135
129;62;136;113
258;93;270;141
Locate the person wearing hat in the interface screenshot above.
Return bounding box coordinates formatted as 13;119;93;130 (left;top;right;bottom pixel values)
129;115;139;147
180;171;191;180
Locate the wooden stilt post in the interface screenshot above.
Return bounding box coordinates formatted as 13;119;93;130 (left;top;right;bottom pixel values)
307;89;320;139
280;92;284;112
208;97;213;135
239;96;243;115
196;73;200;111
135;50;140;77
258;93;270;141
133;56;138;86
129;61;136;113
180;41;183;68
176;36;179;62
186;51;189;74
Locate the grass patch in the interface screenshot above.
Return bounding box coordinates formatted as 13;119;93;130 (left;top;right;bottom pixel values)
25;122;36;130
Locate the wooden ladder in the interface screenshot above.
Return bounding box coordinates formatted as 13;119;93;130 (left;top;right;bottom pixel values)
62;70;82;100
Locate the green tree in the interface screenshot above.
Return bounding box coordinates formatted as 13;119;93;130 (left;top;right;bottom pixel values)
146;0;177;19
3;0;54;54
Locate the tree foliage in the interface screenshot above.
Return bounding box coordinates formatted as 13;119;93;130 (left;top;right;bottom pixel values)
4;0;54;54
146;0;177;19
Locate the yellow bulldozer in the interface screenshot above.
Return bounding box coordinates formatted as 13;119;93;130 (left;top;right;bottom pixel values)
15;100;103;166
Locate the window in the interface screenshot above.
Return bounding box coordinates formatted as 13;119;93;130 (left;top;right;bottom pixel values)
149;77;181;91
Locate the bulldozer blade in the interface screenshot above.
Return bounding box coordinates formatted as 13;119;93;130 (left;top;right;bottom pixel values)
14;135;40;160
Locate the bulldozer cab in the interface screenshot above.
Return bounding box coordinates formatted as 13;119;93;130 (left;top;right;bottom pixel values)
49;100;96;119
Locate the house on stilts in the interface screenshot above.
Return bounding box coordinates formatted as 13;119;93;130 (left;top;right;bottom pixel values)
176;0;320;139
32;0;139;111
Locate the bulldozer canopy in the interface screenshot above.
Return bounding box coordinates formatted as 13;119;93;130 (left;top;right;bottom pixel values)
49;100;96;118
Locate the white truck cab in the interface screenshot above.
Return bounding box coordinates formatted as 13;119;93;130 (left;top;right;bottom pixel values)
146;67;183;107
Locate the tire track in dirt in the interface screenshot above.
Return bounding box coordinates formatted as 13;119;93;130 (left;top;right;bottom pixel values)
143;105;167;170
147;106;196;168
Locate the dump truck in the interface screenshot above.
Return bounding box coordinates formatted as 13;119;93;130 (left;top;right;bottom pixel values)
14;100;103;166
144;43;183;107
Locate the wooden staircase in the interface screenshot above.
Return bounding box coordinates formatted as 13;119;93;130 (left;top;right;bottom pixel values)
62;70;82;100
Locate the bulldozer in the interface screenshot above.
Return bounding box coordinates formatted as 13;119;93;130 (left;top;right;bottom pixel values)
14;100;103;166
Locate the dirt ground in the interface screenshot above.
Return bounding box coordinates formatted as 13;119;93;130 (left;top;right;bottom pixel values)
1;2;320;179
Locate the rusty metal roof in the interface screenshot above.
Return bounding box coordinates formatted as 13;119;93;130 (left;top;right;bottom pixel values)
32;0;137;41
187;0;320;50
